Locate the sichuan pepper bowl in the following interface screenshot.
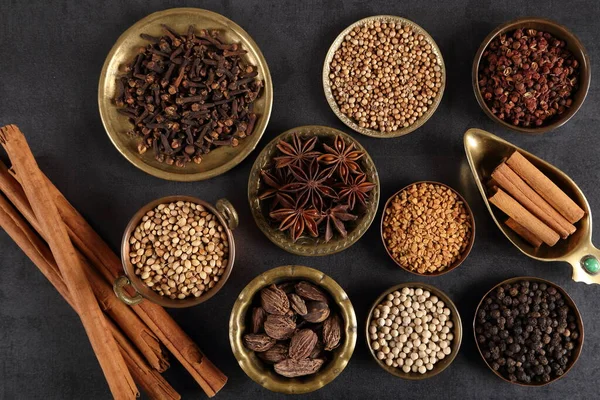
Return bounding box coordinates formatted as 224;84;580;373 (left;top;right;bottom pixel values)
473;17;590;134
229;265;357;394
473;277;584;386
115;195;238;308
366;282;462;379
248;125;380;256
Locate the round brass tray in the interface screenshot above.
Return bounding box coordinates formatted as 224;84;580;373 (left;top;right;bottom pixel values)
98;8;273;181
248;125;380;256
322;15;446;138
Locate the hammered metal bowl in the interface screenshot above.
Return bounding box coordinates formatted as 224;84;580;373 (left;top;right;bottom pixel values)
98;8;273;181
323;15;446;138
229;265;357;394
248;125;380;256
474;277;584;386
366;282;462;379
116;195;238;308
472;17;590;134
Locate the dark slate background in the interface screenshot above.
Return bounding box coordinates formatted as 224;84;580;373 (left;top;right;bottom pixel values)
1;0;599;399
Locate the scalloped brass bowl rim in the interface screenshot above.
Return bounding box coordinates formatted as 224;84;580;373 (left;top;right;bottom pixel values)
229;265;357;394
380;181;476;276
365;282;462;379
121;195;235;308
472;17;591;134
248;125;380;256
98;7;273;181
473;276;584;386
323;15;446;138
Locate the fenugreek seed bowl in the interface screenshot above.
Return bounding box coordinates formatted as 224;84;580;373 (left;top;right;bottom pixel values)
472;17;590;134
380;181;475;276
229;265;357;394
115;195;238;308
473;277;584;386
366;282;462;380
98;8;273;181
248;125;380;256
323;15;446;138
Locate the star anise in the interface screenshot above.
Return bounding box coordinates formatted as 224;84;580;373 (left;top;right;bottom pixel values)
323;204;358;242
317;135;364;181
338;173;376;210
269;203;320;242
258;168;295;210
281;159;337;210
274;133;321;169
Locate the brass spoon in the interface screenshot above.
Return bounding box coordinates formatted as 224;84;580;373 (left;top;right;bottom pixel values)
464;128;600;284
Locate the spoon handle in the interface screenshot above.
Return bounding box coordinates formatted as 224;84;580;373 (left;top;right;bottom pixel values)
569;244;600;284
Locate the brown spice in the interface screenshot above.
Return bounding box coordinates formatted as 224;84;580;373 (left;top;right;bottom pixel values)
382;183;472;274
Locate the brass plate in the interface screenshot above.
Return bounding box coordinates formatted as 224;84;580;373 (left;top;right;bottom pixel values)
248;125;380;256
98;8;273;181
473;276;584;386
323;15;446;138
365;282;462;380
229;265;357;394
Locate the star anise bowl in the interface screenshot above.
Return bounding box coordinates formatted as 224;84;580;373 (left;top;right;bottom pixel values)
248;125;380;256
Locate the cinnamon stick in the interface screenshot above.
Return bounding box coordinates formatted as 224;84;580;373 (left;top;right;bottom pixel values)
505;218;543;248
0;125;137;399
489;188;560;246
0;194;179;400
4;153;227;395
0;161;168;373
505;151;585;224
492;162;575;238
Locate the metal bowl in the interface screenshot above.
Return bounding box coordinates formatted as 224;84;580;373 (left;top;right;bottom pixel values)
98;8;273;181
472;17;590;134
323;15;446;138
248;125;380;256
229;265;357;394
473;276;584;386
366;282;462;379
380;181;475;276
115;195;238;308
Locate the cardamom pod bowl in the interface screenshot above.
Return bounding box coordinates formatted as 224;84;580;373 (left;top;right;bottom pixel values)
380;181;476;276
229;265;357;394
472;17;590;134
115;195;238;308
98;8;273;181
366;282;462;380
473;277;584;386
248;125;380;256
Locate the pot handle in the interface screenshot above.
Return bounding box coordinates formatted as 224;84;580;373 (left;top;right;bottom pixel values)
113;276;144;306
216;198;239;230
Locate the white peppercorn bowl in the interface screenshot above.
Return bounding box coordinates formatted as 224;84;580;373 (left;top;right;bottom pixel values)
115;195;237;308
366;282;462;380
323;15;446;138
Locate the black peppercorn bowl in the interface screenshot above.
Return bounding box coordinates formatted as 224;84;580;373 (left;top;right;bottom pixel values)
472;17;590;134
473;276;584;386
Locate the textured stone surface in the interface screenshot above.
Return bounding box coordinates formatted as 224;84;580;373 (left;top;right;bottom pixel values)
0;0;599;399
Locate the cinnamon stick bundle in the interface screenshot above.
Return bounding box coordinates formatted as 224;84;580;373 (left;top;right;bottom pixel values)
0;194;179;400
489;188;560;246
505;151;585;224
492;162;575;238
0;161;168;372
505;218;543;248
0;125;137;400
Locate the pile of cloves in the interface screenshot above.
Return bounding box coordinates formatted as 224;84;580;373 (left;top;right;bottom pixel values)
115;24;263;167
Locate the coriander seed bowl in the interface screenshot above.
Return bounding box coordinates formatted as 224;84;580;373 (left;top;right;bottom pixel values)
323;15;446;138
229;265;357;394
380;181;475;276
473;277;584;386
473;17;590;134
115;195;238;308
366;282;462;380
248;125;380;256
